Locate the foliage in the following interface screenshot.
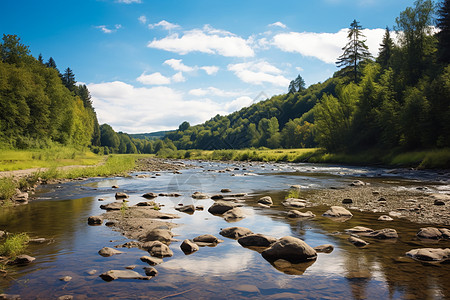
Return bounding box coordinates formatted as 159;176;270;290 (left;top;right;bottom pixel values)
0;233;30;257
285;188;300;199
0;177;16;201
437;0;450;63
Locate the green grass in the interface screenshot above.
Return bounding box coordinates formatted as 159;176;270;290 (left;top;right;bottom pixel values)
0;233;30;258
285;188;301;199
0;146;102;172
0;177;16;200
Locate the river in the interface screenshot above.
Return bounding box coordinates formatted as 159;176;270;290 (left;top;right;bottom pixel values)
0;161;449;299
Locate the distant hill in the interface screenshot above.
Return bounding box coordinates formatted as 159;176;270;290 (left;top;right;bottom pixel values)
130;131;174;140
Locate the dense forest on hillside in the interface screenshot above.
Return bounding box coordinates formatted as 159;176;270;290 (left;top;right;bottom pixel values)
162;0;450;155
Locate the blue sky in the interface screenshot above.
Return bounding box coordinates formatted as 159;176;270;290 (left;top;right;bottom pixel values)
1;0;417;133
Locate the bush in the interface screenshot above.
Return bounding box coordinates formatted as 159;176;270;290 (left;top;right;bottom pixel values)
0;233;30;257
0;177;16;200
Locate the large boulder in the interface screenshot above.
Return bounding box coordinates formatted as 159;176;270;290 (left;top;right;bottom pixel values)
180;239;199;254
208;201;235;215
323;206;353;218
417;227;450;240
282;198;307;208
193;234;223;246
270;259;315;275
141;229;173;244
140;256;163;266
223;207;245;222
142;241;173;258
238;234;277;248
287;210;315;218
220;227;253;239
258;196;273;206
192;192;209;199
99;270;150;281
87;216;103;225
363;228;398;239
406;248;450;262
115;192;129;199
98;247;123;257
261;236;317;263
142;192;158;199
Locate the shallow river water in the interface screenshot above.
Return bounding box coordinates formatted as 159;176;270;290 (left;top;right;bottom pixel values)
1;161;449;299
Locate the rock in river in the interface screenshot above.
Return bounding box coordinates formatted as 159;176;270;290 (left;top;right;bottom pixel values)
100;270;150;281
323;206;353;219
348;236;369;247
10;255;35;265
223;207;245;222
98;247;123;257
141;229;173;244
142;192;158;199
142;241;173;258
87;216;103;225
192;192;209;199
193;234;223;246
238;234;277;248
180;239;199;254
115;192;129;199
261;236;317;263
361;228;398;239
208;201;235;214
417;227;450;240
258;196;273;206
313;244;334;253
282;198;307;208
220;227;253;239
287;210;315;218
140;256;163;266
406;248;450;262
100;202;123;211
175;205;195;214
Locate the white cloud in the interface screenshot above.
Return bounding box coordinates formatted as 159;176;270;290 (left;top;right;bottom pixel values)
148;20;181;31
138;15;147;24
200;66;219;75
188;87;240;97
88;81;252;133
95;24;122;34
225;96;254;111
137;72;171;85
148;25;254;57
269;21;287;29
227;61;290;87
272;28;385;64
163;59;195;72
172;72;186;83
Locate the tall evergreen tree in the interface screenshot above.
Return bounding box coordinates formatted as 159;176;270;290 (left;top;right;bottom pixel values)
37;53;44;64
0;34;30;65
288;80;296;94
336;20;372;83
46;57;57;69
294;74;306;92
62;67;76;92
377;27;395;68
437;0;450;64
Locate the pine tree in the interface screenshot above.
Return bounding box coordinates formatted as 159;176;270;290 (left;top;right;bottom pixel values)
288;80;296;94
377;27;395;68
336;20;372;83
46;57;57;69
38;53;44;64
62;67;76;92
294;74;306;92
437;0;450;64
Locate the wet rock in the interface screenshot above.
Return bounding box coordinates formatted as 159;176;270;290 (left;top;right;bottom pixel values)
228;193;247;197
115;241;142;248
323;206;353;218
258;196;273;206
87;216;103;225
0;294;21;300
142;241;173;258
388;211;402;218
175;205;195;214
115;192;129;199
290;185;302;189
262;236;317;263
192;192;209;199
14;191;29;204
258;203;271;209
142;192;158;199
195;205;204;211
282;198;307;208
238;234;277;248
98;198;105;201
180;239;199;254
363;228;398;239
378;197;386;202
100;270;150;281
342;198;353;204
100;202;123;211
112;185;119;189
220;227;253;239
417;227;450;240
10;255;35;265
141;229;173;244
144;267;158;276
159;192;182;197
345;226;374;234
28;238;50;244
287;210;315;218
87;269;97;275
211;194;224;200
231;284;260;293
313;244;334;253
208;201;235;214
105;221;116;226
378;215;394;221
350;180;366;186
98;247;123;257
57;295;73;300
434;199;445;206
223;207;245;221
348;236;369;247
193;234;223;246
125;265;136;270
59;276;72;282
140;256;163;266
221;188;231;193
136;201;154;207
406;248;450;262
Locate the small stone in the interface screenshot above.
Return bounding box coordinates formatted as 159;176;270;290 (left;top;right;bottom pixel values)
144;267;158;276
115;192;129;199
221;188;231;193
258;196;273;206
142;192;158;199
192;192;209;199
323;206;353;218
98;247;123;257
350;180;365;186
59;276;72;282
99;270;150;281
195;205;204;211
348;236;369;247
142;241;173;258
434;200;445;206
112;185;119;189
87;269;97;275
219;227;253;239
313;244;334;253
57;295;73;300
378;215;394;221
98;198;105;201
342;198;353;204
140;256;163;266
87;216;103;225
180;239;199;254
175;205;195;213
287;210;315;218
125;265;136;270
211;194;224;200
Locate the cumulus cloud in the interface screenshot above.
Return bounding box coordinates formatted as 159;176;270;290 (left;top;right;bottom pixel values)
164;59;219;75
148;25;254;57
272;28;385;64
148;20;181;31
88;81;253;133
138;15;147;24
137;72;171;85
188;87;240;97
227;61;290;87
95;24;122;34
172;72;186;83
269;21;287;29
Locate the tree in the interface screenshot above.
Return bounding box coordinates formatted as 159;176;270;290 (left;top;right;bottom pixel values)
46;57;57;69
0;34;31;65
437;0;450;63
62;67;76;92
336;20;372;83
178;121;190;131
395;0;435;84
288;75;306;93
377;27;395;68
38;53;44;64
288;80;296;94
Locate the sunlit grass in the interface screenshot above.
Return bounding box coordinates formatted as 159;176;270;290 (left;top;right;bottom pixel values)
0;233;30;258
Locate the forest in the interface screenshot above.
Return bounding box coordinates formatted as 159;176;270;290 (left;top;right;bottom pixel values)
1;0;449;162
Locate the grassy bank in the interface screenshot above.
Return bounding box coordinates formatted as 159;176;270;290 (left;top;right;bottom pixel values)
0;146;102;172
157;147;450;169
